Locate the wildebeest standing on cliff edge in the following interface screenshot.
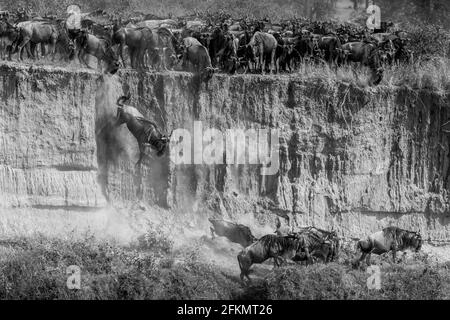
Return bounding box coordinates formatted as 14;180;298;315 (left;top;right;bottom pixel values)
354;227;423;267
341;41;384;86
209;218;256;248
116;94;171;167
77;30;120;74
248;32;278;74
182;37;217;80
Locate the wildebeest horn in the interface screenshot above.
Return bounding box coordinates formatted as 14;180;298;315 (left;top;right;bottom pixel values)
116;94;131;107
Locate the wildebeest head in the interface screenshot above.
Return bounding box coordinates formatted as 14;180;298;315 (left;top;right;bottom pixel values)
368;48;384;86
153;130;172;156
116;93;132;125
409;232;423;252
103;46;120;75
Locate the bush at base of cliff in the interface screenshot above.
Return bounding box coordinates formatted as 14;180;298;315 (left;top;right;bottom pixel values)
0;235;238;300
261;263;448;300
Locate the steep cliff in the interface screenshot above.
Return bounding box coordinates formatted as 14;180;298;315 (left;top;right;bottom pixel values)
1;62;450;241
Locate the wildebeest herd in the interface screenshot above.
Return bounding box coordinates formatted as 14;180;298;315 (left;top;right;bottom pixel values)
1;8;413;85
209;218;423;282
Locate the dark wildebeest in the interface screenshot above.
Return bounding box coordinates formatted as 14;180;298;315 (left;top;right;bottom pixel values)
116;94;171;167
354;227;423;267
77;30;120;74
318;35;342;64
248;31;278;74
182;37;216;79
208;218;256;248
0;20;19;60
237;234;299;282
113;24;156;70
236;30;255;73
291;227;339;264
342;41;384;86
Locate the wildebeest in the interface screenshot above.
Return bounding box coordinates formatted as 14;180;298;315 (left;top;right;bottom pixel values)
342;41;384;85
116;94;171;166
0;20;18;60
182;36;216;79
13;20;59;61
77;30;120;74
237;234;299;282
291;227;339;264
318;35;343;64
248;31;278;74
209;218;256;248
112;24;155;69
152;27;181;71
354;227;422;267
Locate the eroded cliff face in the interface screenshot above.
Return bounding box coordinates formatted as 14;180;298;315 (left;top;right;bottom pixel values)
1;63;450;240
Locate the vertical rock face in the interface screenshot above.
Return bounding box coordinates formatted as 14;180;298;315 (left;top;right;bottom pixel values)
1;64;450;240
0;64;107;237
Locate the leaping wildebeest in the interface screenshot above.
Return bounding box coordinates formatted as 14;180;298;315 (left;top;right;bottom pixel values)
237;234;299;282
116;94;171;166
209;218;256;248
354;226;423;267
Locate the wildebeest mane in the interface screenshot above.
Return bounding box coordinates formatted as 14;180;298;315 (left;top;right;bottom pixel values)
258;234;299;252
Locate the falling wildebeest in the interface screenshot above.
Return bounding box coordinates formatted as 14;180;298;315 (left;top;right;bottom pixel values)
354;226;422;267
237;234;299;282
208;218;256;248
116;94;171;166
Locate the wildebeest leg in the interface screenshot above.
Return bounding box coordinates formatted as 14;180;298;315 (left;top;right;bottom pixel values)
136;143;146;167
130;48;137;69
119;43;126;68
162;47;168;71
272;255;281;267
392;249;397;263
271;48;276;74
259;44;264;74
17;37;31;61
304;249;312;265
210;227;215;239
79;50;93;69
40;43;46;58
50;39;57;61
365;253;372;266
355;252;366;267
97;58;103;73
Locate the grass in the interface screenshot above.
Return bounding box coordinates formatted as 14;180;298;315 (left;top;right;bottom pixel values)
0;232;449;300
